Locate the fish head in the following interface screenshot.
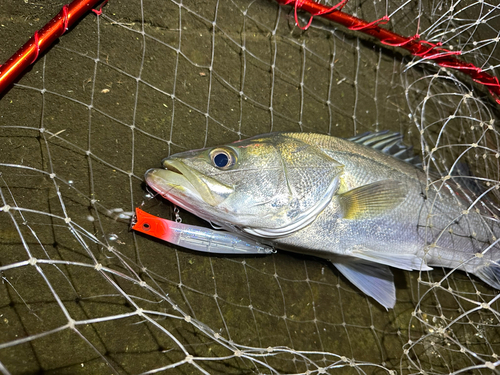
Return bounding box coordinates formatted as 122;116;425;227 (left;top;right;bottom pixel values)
145;133;343;237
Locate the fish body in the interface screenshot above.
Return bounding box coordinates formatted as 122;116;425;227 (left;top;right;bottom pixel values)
145;132;500;308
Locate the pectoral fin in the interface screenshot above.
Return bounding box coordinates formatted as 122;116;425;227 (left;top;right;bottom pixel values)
339;180;407;220
349;246;433;271
331;259;396;309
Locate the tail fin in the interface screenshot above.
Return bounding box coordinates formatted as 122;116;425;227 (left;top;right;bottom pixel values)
475;261;500;289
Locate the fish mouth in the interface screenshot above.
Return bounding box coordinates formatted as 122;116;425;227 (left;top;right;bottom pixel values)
144;166;200;210
145;159;233;208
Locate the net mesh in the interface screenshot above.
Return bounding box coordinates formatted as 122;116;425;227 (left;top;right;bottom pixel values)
0;0;499;374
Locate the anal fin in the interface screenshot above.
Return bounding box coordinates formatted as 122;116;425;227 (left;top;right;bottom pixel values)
331;259;396;309
349;246;433;271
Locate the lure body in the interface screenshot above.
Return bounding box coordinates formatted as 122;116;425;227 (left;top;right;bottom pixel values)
132;208;274;255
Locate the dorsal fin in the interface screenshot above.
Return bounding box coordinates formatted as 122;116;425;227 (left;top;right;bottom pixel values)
346;130;422;168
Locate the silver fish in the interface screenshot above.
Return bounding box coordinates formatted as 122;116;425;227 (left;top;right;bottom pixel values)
145;132;500;309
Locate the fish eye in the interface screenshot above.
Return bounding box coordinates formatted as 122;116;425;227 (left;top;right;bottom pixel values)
210;148;236;170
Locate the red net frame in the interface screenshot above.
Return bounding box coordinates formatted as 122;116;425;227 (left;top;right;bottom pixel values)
0;0;107;94
1;0;498;105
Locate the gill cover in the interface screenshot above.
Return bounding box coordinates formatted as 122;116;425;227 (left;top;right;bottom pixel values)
236;134;343;238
